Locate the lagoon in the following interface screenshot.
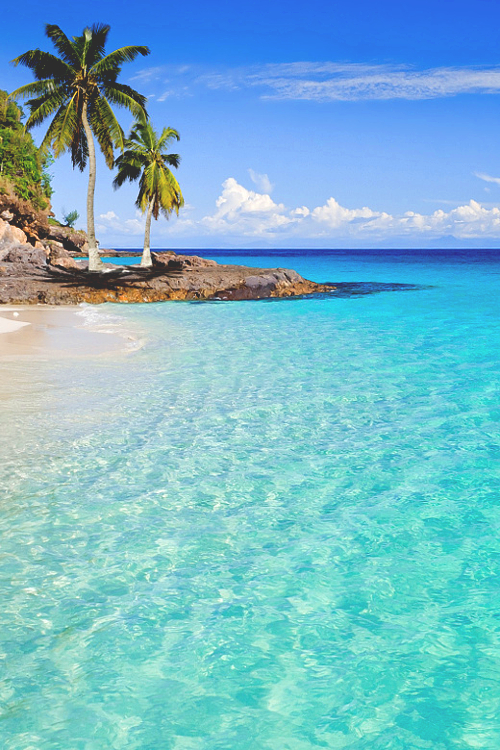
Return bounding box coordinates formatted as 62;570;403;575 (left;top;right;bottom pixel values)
1;248;500;749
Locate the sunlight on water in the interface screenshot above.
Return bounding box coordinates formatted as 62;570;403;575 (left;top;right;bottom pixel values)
1;250;500;749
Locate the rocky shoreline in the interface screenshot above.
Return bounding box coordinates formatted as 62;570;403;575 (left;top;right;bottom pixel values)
1;230;333;307
0;197;337;304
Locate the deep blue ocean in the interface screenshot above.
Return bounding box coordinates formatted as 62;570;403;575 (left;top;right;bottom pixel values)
1;248;500;749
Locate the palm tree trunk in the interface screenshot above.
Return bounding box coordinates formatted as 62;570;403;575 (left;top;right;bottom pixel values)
141;197;155;267
82;102;104;272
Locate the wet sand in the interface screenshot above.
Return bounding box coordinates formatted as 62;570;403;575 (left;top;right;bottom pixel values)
0;305;137;358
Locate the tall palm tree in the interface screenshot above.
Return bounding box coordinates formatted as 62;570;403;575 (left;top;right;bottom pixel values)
113;114;184;267
10;24;150;271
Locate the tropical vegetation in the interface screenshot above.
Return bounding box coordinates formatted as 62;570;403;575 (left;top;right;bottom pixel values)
63;209;79;228
0;89;52;208
10;23;150;270
113;113;184;267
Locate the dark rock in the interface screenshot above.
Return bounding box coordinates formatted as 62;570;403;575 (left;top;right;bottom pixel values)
0;243;334;304
47;245;80;269
3;244;47;265
46;226;88;254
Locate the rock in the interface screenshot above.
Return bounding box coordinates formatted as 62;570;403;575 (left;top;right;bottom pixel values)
0;194;51;244
34;240;49;254
151;251;217;269
0;217;27;246
3;244;47;266
46;226;88;254
9;225;28;245
176;253;218;268
0;252;334;305
151;252;186;272
48;245;79;269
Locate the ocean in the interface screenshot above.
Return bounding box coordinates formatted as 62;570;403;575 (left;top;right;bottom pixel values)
1;248;500;749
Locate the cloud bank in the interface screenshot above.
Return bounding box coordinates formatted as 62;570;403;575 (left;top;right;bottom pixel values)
97;177;500;246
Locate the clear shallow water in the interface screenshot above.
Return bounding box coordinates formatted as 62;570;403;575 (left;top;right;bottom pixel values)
1;249;500;749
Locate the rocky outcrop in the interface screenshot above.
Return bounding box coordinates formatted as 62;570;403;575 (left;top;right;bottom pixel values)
0;246;334;305
152;251;217;269
0;193;90;256
47;244;80;270
0;194;50;246
0;216;28;258
0;195;335;304
44;225;88;255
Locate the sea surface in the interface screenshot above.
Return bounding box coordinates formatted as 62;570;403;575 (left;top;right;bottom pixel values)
1;248;500;749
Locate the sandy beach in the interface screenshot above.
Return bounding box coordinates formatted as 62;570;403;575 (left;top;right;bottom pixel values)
0;305;138;358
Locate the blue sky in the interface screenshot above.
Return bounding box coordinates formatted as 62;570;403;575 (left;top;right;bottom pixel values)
3;0;500;248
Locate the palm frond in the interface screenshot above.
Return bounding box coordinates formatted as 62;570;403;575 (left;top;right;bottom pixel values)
39;96;79;159
86;23;111;66
24;88;70;129
91;45;150;76
157;126;180;150
112;159;142;188
11;49;73;82
44;25;79;66
9;78;65;101
70;122;89;171
114;114;184;225
88;96;122;167
101;82;147;118
162;153;181;169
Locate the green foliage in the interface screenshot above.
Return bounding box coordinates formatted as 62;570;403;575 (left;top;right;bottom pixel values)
10;24;150;171
63;209;79;227
113;113;184;219
0;89;53;208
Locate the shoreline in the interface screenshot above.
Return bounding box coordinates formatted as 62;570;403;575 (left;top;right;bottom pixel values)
0;305;141;359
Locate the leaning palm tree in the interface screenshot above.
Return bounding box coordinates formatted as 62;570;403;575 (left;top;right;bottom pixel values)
10;24;150;271
113;114;184;267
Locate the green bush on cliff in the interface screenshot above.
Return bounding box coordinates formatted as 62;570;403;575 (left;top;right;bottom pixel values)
0;89;53;209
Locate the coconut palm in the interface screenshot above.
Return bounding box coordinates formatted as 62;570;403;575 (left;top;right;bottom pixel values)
113;114;183;267
10;23;150;271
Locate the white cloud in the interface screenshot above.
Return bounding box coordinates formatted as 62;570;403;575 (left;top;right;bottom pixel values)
254;65;500;102
475;171;500;186
97;211;145;236
201;178;290;236
311;198;378;227
97;179;500;244
248;169;274;194
199;182;500;241
133;62;500;102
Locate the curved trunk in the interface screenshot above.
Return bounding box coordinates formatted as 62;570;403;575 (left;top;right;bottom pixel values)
141;197;155;267
82;103;104;272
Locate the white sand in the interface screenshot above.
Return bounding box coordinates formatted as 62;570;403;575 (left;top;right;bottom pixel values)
0;305;139;358
0;313;31;334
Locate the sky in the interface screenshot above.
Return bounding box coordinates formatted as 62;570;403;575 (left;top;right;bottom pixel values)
3;0;500;249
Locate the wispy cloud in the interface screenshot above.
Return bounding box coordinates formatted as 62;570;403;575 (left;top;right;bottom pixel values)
248;169;274;194
475;171;500;186
131;61;500;102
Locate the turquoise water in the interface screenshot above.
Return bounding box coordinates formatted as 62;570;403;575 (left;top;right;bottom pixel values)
1;249;500;749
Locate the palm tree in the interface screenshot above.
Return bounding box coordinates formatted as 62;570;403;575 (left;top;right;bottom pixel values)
113;114;184;267
10;24;150;271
